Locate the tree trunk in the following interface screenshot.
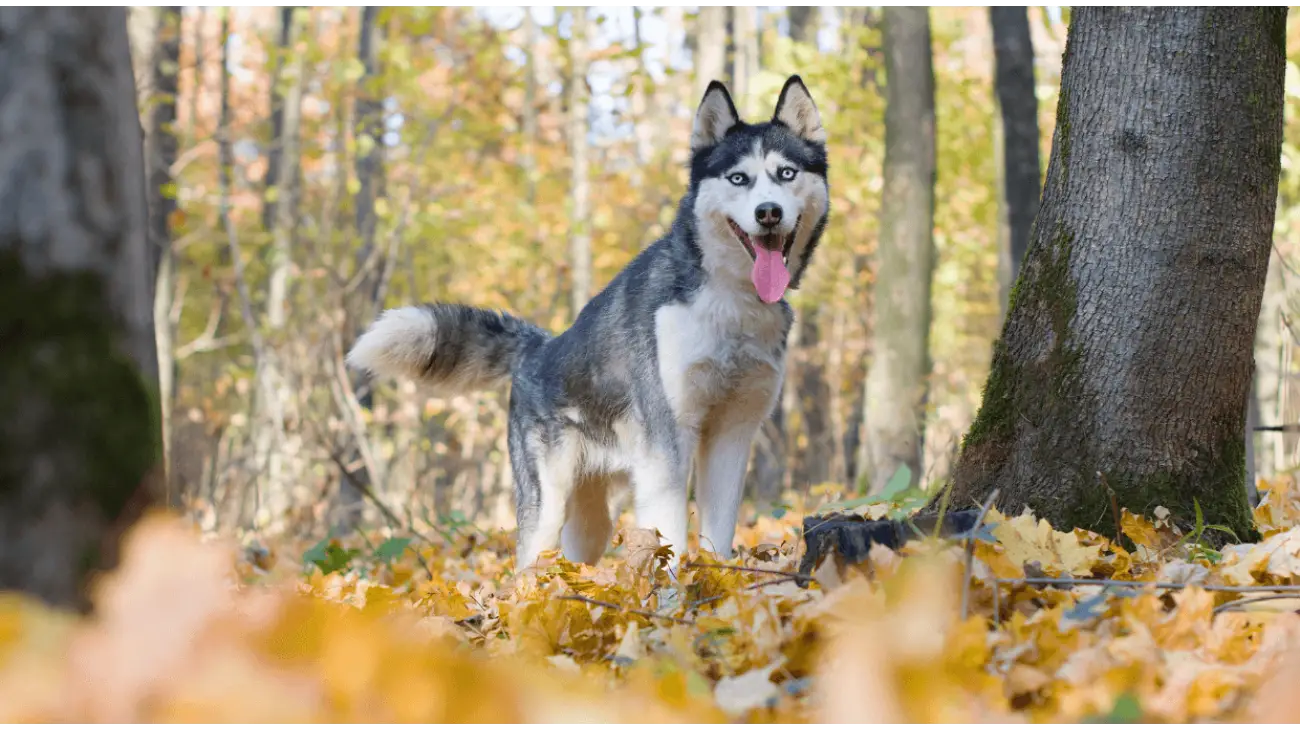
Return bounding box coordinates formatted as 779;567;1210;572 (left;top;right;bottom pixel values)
730;6;758;116
788;7;818;45
0;7;160;611
797;310;834;487
695;7;726;100
128;6;182;506
990;7;1041;311
216;8;275;531
861;6;937;493
948;7;1286;541
629;7;653;169
660;5;688;155
522;8;539;207
262;7;296;231
566;7;591;316
266;7;304;332
1254;245;1287;475
256;7;306;527
337;5;387;532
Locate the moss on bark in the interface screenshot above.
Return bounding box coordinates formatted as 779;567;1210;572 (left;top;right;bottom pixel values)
962;223;1080;456
1062;432;1259;545
0;249;160;604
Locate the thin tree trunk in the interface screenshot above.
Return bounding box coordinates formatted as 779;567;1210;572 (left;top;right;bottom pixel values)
991;7;1041;310
522;9;539;207
659;6;687;158
266;7;304;332
797;310;833;488
0;7;160;611
629;7;653;169
1254;245;1287;475
695;7;727;100
214;10;276;530
948;7;1286;540
128;6;183;506
861;6;937;493
337;4;387;532
788;6;818;45
256;7;306;527
567;7;591;315
262;7;295;231
730;6;758;116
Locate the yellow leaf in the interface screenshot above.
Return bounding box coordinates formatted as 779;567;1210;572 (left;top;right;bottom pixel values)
991;508;1102;577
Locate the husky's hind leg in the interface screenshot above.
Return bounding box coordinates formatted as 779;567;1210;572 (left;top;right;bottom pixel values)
514;435;579;570
560;476;614;565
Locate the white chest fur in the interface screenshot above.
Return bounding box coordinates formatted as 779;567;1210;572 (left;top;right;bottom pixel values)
653;281;788;432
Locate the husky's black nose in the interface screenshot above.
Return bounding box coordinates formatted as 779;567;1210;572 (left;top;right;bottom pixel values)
755;202;783;228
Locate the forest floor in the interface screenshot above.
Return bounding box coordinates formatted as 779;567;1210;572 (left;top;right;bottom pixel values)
3;477;1300;722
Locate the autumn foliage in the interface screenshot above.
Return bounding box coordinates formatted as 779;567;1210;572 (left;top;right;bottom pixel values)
3;475;1300;722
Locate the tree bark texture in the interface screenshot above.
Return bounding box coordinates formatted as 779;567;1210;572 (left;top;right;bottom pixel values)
949;7;1286;541
0;7;160;610
990;6;1042;306
862;6;937;493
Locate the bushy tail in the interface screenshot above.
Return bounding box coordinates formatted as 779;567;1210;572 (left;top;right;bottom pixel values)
346;303;549;393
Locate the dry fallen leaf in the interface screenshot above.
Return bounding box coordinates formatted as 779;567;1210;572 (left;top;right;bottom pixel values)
0;491;1297;723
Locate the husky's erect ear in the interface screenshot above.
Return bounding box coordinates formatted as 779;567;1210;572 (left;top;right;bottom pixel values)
691;81;741;151
772;75;826;144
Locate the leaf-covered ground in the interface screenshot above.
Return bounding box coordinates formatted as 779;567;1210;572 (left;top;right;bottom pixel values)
5;477;1300;722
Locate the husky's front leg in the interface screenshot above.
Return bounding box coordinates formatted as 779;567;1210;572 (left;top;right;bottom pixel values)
631;434;694;571
694;370;780;559
694;419;763;559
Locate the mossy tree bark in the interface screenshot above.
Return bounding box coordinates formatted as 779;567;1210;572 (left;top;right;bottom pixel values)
861;6;937;493
947;7;1287;541
0;7;161;610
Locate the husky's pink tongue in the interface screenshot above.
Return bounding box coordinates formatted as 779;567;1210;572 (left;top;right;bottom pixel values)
751;247;790;304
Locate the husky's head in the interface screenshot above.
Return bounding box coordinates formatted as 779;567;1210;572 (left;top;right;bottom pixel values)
688;75;830;305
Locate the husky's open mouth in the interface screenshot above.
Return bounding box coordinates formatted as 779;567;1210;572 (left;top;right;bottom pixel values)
726;218;796;266
726;217;799;304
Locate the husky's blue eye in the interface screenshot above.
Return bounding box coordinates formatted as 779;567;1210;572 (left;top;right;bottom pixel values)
727;172;750;186
777;166;798;182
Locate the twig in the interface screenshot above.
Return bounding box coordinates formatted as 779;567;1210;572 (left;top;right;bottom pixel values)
328;327;387;490
961;488;1000;621
685;561;808;580
747;577;798;590
324;446;438;581
1099;472;1124;543
1213;594;1300;616
687;594;727;609
558;595;694;626
993;572;1002;624
999;577;1300;594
